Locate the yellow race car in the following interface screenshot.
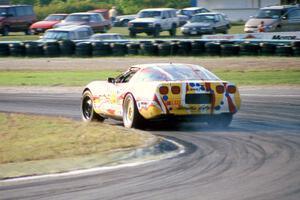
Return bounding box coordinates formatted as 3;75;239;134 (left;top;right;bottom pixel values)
81;63;241;128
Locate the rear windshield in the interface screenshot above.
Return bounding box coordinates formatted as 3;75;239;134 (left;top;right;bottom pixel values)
44;31;70;40
256;9;285;19
134;65;220;82
0;8;8;16
45;15;66;21
65;14;90;22
191;15;215;22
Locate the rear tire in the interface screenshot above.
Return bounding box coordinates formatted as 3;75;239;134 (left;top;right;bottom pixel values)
81;90;105;122
123;94;144;128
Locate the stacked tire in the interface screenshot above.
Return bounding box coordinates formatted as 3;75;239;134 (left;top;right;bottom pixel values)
24;42;44;56
205;42;221;56
126;43;140;55
157;42;172;56
92;42;111;56
275;45;293;56
177;41;191;55
43;42;60;57
140;42;157;56
111;43;127;56
239;42;260;56
75;42;92;57
260;42;276;56
220;44;240;56
292;41;300;56
59;40;75;56
9;42;25;56
0;43;9;56
191;41;205;55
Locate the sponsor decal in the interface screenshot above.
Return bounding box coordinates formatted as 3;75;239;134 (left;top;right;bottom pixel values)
202;31;300;40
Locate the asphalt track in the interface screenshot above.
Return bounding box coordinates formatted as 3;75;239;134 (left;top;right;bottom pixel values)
0;87;300;200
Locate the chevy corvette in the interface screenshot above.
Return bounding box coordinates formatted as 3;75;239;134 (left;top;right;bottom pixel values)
81;63;241;128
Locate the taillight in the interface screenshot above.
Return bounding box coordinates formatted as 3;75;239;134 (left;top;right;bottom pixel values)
171;86;180;94
227;85;236;94
159;86;169;95
216;85;225;94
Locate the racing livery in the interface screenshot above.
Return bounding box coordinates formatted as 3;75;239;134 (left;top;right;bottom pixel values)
81;63;241;128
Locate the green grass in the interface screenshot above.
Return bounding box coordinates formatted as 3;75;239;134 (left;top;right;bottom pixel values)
0;113;155;178
0;70;121;86
0;69;299;86
0;25;244;41
215;69;300;85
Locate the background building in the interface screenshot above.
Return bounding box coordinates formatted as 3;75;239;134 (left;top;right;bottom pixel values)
194;0;299;21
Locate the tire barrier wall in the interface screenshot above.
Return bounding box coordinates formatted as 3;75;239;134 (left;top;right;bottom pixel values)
0;40;300;57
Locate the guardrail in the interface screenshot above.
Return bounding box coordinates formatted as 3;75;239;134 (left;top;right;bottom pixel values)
0;39;299;57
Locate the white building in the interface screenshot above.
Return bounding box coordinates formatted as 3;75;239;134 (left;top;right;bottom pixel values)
196;0;292;21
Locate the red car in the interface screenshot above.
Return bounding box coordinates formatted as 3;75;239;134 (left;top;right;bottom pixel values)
30;14;68;34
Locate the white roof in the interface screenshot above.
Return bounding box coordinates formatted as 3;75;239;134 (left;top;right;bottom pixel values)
182;7;205;11
131;63;202;70
48;25;91;32
140;8;176;12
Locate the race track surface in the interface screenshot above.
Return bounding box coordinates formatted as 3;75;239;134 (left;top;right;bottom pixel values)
0;87;300;200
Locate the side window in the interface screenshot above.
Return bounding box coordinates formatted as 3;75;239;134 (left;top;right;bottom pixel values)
90;15;98;22
162;11;168;19
16;7;25;16
288;9;300;19
69;32;76;40
219;15;224;21
201;8;210;13
7;7;16;16
171;10;177;18
77;31;85;39
97;13;104;21
24;6;33;15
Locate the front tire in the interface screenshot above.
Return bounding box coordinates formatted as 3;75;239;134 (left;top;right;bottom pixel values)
81;90;105;122
153;26;160;37
169;24;177;36
123;94;144;128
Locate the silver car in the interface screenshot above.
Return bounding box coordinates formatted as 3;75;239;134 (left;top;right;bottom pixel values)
181;13;230;35
244;5;300;33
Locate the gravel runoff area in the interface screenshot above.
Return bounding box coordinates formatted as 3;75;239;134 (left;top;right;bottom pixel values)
0;57;299;71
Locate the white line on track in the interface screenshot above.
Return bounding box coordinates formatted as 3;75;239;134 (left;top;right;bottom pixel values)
0;139;185;183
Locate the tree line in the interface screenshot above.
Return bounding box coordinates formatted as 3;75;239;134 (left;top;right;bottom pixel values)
10;0;190;19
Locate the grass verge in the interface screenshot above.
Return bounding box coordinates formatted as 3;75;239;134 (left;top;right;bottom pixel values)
0;113;156;179
0;69;299;86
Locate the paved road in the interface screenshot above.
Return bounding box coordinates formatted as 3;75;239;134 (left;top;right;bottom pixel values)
0;87;300;200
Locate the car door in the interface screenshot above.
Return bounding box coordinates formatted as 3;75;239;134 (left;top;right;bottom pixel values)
107;70;137;117
161;11;169;30
218;14;227;32
5;7;18;31
89;14;103;32
286;9;300;31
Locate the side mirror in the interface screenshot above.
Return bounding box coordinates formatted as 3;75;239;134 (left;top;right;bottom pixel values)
162;16;166;19
281;16;287;20
107;77;115;83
